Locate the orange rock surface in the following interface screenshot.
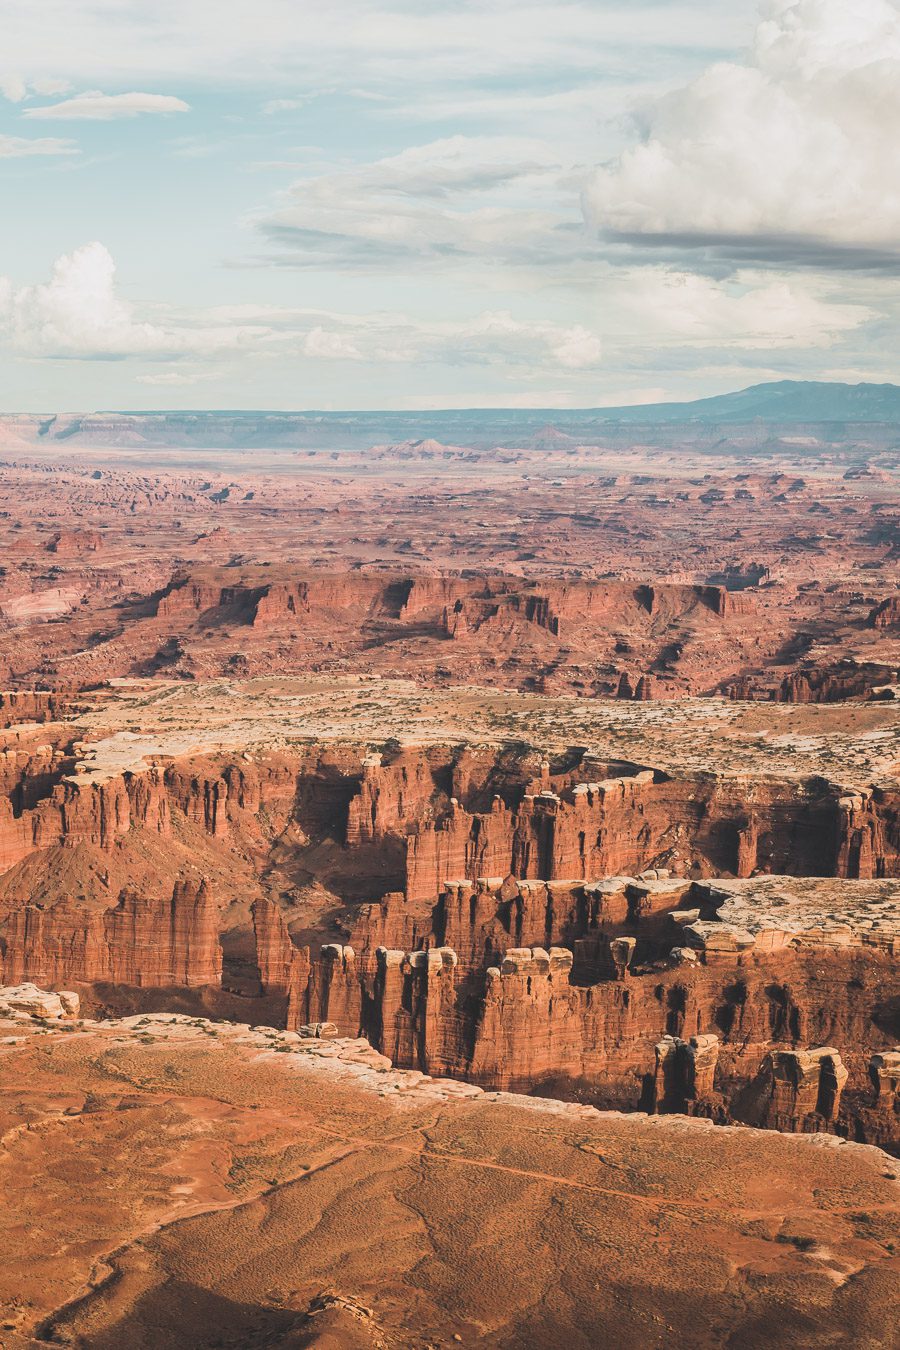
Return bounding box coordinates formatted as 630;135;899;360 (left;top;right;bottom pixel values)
2;998;898;1349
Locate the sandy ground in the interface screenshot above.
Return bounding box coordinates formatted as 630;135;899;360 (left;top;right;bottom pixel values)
2;1009;899;1349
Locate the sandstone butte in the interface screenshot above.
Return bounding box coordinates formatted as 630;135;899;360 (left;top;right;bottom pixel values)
0;437;895;1346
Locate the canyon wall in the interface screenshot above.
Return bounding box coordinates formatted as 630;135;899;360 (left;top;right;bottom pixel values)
0;738;895;1150
0;743;897;985
354;749;900;901
155;571;754;639
139;568;794;695
0;879;221;988
251;874;900;1151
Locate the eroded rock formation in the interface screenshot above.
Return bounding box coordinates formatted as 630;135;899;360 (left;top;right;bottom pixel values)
0;728;894;1151
250;872;900;1152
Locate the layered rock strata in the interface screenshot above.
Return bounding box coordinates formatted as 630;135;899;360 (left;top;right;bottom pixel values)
251;873;900;1151
0;879;221;988
350;747;900;903
0;736;896;1149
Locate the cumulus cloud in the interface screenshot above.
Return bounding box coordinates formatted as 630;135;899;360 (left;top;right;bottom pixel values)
0;243;261;358
0;244;605;374
585;0;900;265
22;90;189;120
0;243;177;357
0;133;77;157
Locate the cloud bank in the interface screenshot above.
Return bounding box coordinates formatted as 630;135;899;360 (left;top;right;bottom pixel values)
257;135;589;269
0;242;607;373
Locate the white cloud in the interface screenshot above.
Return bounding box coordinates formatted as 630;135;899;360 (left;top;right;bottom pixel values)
0;3;747;97
3;242;888;407
445;310;603;370
1;74;28;102
0;243;174;356
301;327;363;359
617;269;875;347
0;243;606;374
136;370;216;385
261;97;312;114
552;325;604;368
585;0;900;263
258;135;587;267
0;243;262;358
213;303;605;371
29;77;72;96
22;90;190;120
0;133;77;157
1;75;71;100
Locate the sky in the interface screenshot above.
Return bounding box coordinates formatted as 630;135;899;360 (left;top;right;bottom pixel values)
0;0;898;411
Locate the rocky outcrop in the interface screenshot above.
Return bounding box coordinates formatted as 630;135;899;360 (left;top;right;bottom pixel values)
778;663;898;703
868;596;900;628
45;528;102;555
855;1049;900;1148
0;762;172;872
345;747;443;846
0;744;364;887
834;786;900;879
0;691;78;726
0;982;79;1019
736;1047;848;1134
652;1033;721;1115
252;871;900;1148
735;819;759;877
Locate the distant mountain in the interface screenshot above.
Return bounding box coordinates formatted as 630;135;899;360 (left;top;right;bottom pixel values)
95;378;900;425
2;381;900;458
594;380;900;423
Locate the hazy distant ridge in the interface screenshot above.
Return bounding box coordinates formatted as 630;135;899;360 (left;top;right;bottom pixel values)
2;381;900;455
596;380;900;423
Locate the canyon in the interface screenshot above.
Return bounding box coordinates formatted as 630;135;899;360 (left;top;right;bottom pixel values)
0;433;894;698
0;421;896;1346
0;700;896;1157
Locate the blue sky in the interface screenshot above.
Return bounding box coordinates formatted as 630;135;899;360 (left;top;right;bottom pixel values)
0;0;898;410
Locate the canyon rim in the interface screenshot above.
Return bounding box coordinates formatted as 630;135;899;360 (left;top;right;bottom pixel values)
1;1;899;1347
